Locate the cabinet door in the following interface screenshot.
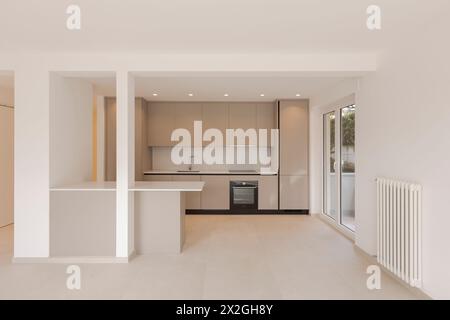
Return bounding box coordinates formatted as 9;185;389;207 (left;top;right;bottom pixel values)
200;176;229;210
257;102;276;147
147;102;175;146
280;100;309;175
174;103;202;140
104;98;117;181
143;175;173;181
172;175;201;209
0;107;14;227
229;103;257;131
257;103;276;130
280;175;309;210
202;102;228;146
258;176;278;210
135;98;146;181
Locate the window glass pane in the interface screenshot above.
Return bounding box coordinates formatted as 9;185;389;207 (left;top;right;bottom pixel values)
340;105;356;231
323;112;337;220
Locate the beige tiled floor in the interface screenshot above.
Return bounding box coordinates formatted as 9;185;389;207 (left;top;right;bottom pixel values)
0;215;419;300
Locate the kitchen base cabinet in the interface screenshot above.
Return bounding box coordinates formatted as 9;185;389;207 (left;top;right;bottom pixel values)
280;175;309;210
258;176;279;210
143;175;173;181
172;175;201;209
200;176;230;210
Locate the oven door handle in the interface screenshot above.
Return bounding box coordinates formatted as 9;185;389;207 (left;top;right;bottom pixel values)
233;186;258;189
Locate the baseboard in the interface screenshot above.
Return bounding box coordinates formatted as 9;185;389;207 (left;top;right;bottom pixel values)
353;245;433;300
186;209;309;215
315;213;355;241
13;255;132;264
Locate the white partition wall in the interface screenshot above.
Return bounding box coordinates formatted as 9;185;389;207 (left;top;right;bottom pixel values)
116;71;135;258
14;66;50;259
49;74;94;187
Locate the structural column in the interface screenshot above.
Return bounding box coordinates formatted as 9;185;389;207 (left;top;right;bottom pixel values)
116;71;135;258
14;64;50;258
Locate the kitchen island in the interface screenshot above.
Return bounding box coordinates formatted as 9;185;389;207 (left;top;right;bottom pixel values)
49;181;204;258
130;181;204;254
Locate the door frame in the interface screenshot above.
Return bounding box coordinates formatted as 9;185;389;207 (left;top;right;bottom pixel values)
320;96;355;239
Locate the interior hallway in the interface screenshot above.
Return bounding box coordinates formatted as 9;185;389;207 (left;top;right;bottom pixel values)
0;215;418;300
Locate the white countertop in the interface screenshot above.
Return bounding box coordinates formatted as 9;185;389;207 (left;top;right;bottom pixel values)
50;181;116;191
143;170;277;176
50;181;204;192
129;181;205;192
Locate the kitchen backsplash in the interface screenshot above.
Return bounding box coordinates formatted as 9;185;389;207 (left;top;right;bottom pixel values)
151;146;274;172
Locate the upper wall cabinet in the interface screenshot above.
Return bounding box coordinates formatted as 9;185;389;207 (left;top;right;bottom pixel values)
147;102;176;146
146;101;276;147
202;102;229;146
174;103;202;136
279;100;309;176
229;103;257;131
256;102;277;131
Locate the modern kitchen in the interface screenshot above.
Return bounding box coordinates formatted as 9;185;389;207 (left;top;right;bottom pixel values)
45;73;338;261
104;98;309;215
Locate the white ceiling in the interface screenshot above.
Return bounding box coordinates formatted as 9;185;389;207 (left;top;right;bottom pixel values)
87;75;353;101
134;76;351;101
0;0;448;54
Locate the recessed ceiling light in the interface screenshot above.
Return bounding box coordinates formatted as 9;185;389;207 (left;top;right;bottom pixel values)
260;94;265;97
224;93;229;97
296;93;301;97
188;93;194;97
152;93;158;96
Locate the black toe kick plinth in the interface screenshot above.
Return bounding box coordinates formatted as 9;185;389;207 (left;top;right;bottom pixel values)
186;209;309;215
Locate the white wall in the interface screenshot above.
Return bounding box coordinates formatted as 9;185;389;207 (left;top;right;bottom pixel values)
309;14;450;299
356;16;450;299
49;74;93;186
14;65;50;258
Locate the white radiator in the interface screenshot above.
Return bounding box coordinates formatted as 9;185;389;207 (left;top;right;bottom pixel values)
376;178;422;288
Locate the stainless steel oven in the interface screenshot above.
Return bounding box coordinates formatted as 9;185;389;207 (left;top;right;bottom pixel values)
230;181;258;211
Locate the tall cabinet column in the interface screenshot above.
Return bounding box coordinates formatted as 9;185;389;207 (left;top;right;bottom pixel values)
279;100;309;211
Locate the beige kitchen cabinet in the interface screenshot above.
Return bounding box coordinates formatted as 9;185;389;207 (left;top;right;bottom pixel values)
202;102;229;146
256;102;277;147
228;103;257;132
147;102;175;146
200;176;230;210
174;103;202;140
279;100;309;176
256;103;276;130
135;98;151;181
104;97;117;181
280;175;309;210
143;175;173;181
258;176;278;210
171;175;201;209
0;106;14;227
279;100;309;210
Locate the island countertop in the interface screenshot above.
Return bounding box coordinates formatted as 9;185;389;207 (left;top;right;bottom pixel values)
129;181;205;192
143;170;278;176
50;181;204;192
